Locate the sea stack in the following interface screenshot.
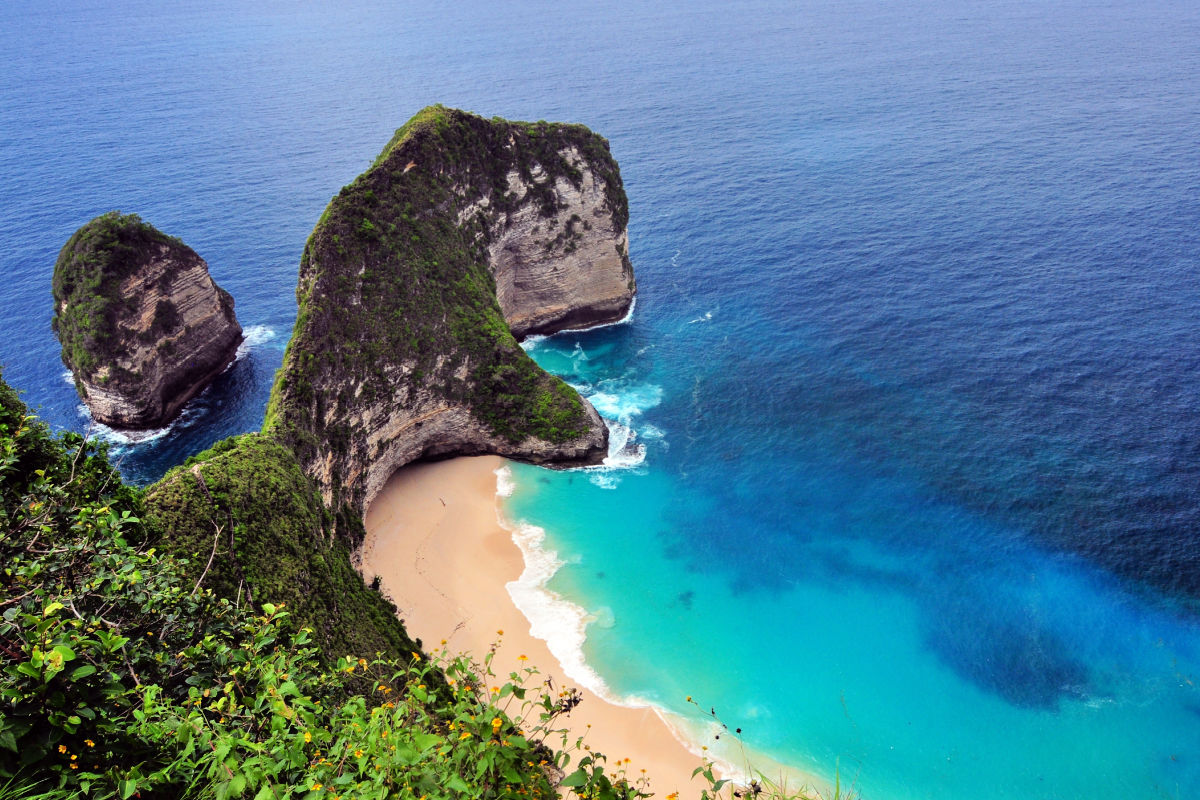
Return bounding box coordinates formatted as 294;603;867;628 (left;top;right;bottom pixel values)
264;106;635;514
52;212;243;429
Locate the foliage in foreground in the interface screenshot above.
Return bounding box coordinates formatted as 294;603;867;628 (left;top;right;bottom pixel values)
0;377;634;798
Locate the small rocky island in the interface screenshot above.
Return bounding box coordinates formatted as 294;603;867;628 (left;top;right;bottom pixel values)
264;106;636;513
52;212;242;429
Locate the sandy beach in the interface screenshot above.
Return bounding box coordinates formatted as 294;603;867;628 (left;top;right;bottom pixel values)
360;455;711;797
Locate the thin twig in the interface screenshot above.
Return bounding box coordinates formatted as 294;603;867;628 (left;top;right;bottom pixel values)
190;522;222;597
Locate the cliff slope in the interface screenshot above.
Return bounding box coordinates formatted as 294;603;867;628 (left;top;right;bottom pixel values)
264;106;635;513
52;212;243;428
143;433;424;662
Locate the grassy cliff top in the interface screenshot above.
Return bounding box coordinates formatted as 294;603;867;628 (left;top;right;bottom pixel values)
51;211;194;377
143;433;423;662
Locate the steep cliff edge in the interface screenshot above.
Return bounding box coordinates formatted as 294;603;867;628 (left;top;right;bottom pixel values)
52;212;243;428
264;106;635;514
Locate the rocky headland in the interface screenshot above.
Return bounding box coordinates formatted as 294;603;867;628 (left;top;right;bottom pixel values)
52;212;242;429
263;106;636;515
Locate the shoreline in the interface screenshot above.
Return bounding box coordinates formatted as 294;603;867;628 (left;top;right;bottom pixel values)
360;455;712;796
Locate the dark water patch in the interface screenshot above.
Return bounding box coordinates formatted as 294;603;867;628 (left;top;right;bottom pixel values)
920;591;1092;709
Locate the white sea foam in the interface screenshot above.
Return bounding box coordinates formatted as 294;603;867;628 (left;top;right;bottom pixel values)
688;310;714;324
78;404;181;447
555;294;637;336
519;334;547;353
503;521;615;697
573;380;662;487
236;324;276;359
494;464;516;498
519;297;638;353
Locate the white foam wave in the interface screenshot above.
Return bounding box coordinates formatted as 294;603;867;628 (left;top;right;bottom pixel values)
503;521;614;697
236;324;277;359
586;379;663;417
688;310;714;324
519;334;547;353
555;295;637;336
640;423;666;440
519;297;638;353
78;404;179;447
573;381;662;487
494;464;516;498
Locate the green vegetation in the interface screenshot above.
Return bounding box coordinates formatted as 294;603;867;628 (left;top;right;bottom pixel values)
51;212;194;381
142;434;421;664
0;374;641;799
264;106;624;512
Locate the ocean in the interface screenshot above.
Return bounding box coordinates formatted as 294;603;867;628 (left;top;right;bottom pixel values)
2;0;1198;797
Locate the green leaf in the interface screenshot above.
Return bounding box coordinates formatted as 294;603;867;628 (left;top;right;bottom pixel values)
43;602;64;617
70;662;96;681
0;730;17;753
560;769;589;788
119;779;137;799
412;732;440;752
445;775;470;794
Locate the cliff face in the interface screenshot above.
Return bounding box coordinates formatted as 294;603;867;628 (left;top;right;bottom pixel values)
52;212;242;429
483;146;635;337
264;107;634;514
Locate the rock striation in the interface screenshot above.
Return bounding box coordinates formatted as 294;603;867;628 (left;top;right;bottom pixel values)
264;106;635;515
52;212;242;429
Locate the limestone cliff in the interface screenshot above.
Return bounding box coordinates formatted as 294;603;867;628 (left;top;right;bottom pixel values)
264;106;635;514
52;212;243;429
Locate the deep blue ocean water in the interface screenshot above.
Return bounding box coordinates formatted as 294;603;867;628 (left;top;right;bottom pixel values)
3;1;1199;797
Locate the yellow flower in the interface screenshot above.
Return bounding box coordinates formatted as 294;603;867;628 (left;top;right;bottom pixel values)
58;745;67;754
491;717;502;731
490;686;499;694
69;764;78;770
518;654;528;662
496;629;504;636
355;749;363;758
358;658;367;667
459;731;472;740
312;783;322;791
304;731;312;743
84;739;95;748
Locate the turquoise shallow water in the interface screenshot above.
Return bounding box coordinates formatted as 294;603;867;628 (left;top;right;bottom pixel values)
3;0;1200;796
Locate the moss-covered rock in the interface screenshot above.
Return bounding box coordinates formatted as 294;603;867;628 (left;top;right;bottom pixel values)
143;433;422;661
265;107;635;517
52;211;242;429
